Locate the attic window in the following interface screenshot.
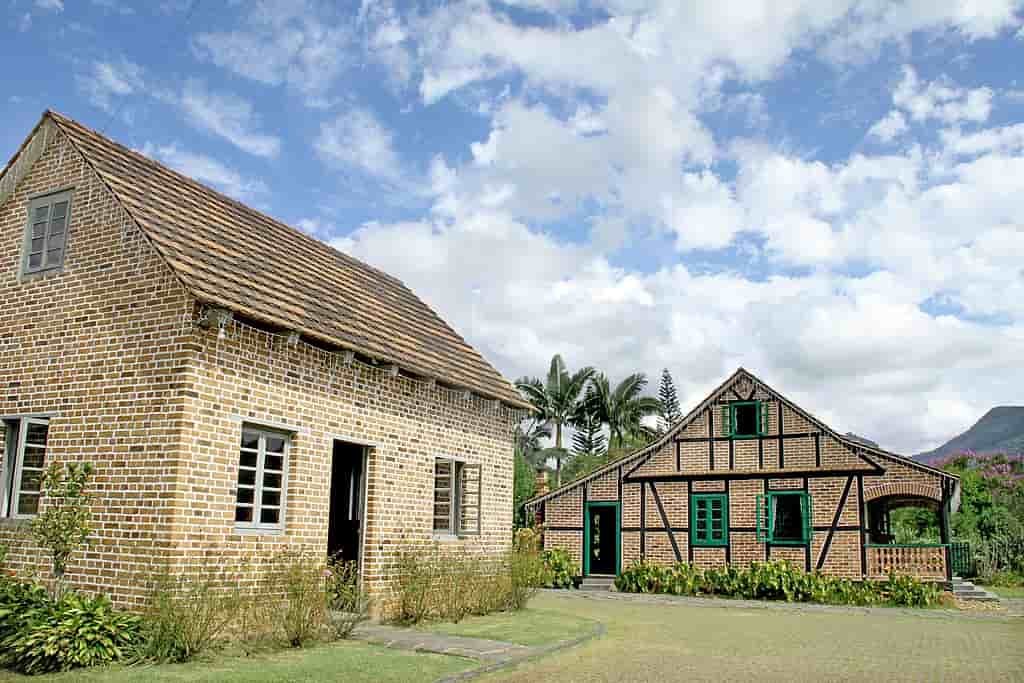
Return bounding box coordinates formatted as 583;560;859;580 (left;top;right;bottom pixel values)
723;401;767;438
22;190;72;275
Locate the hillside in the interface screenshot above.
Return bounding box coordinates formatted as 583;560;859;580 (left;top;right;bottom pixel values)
915;406;1024;464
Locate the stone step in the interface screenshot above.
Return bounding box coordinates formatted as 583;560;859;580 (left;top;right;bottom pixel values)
579;575;615;592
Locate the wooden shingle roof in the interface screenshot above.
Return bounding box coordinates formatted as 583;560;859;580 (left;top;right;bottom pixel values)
37;111;528;409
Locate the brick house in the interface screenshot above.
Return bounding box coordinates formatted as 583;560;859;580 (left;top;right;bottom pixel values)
527;368;960;582
0;111;530;607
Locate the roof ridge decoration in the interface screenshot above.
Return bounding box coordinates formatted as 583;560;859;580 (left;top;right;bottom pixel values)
525;367;956;508
1;110;529;410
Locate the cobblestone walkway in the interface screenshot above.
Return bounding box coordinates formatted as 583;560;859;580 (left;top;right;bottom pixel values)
542;588;1023;620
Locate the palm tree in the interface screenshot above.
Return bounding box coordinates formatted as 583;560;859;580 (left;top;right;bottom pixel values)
515;355;595;486
514;419;551;469
589;372;662;449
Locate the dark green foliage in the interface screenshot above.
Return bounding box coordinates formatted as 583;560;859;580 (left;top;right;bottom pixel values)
614;559;940;607
513;451;537;528
571;394;607;459
0;585;141;675
0;578;51;641
588;372;661;449
890;507;941;544
658;368;682;430
942;453;1024;579
541;548;576;588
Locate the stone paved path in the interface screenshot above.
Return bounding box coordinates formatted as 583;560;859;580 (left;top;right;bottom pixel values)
352;619;605;682
541;587;1023;620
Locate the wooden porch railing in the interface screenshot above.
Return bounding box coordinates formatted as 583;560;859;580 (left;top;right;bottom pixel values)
866;544;947;580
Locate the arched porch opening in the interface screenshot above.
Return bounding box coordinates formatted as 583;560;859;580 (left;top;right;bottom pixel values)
863;483;950;581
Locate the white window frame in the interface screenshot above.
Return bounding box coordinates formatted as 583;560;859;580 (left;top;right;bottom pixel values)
21;189;73;276
233;426;290;533
432;457;481;538
1;417;50;519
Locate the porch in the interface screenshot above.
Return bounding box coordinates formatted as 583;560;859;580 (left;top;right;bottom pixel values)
863;481;953;581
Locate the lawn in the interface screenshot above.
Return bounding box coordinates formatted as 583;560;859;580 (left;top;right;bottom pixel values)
420;606;596;646
982;584;1024;599
484;592;1024;682
0;641;472;683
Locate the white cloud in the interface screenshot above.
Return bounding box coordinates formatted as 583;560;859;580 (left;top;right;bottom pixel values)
35;0;63;11
140;142;268;201
192;1;353;107
314;107;403;182
892;65;993;124
179;79;281;158
868;110;908;142
75;59;143;112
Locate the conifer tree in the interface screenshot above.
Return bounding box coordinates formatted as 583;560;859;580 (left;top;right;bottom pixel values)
658;368;682;431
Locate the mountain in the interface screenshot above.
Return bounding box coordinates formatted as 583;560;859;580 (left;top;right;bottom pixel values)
915;406;1024;464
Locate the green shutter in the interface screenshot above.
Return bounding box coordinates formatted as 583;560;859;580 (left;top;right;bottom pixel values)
691;494;728;547
759;401;769;435
721;404;732;437
802;493;813;543
755;494;768;542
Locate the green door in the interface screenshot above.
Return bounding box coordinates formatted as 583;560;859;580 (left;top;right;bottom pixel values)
584;502;621;576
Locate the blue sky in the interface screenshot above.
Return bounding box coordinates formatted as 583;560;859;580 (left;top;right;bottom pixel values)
3;0;1024;452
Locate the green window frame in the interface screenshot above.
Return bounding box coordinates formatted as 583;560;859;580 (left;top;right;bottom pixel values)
722;400;768;439
756;491;812;545
690;493;728;547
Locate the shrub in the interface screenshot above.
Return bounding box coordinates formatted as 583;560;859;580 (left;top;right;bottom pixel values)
1;591;141;675
29;462;94;598
391;537;546;625
324;557;369;639
615;559;940;608
980;570;1024;588
508;528;546;610
133;553;245;663
267;547;328;647
0;578;51;641
542;548;576;588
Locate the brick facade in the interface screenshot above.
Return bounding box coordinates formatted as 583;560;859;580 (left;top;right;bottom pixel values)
534;369;957;582
1;118;520;611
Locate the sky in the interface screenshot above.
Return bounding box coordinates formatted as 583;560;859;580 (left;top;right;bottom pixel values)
3;0;1024;454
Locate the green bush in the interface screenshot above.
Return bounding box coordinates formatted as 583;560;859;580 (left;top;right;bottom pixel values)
615;559;940;607
267;548;328;648
133;554;246;663
391;536;546;625
0;590;141;675
0;578;51;640
324;557;369;639
542;548;577;588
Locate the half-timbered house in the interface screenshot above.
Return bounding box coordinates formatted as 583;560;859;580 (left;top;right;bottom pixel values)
526;368;960;583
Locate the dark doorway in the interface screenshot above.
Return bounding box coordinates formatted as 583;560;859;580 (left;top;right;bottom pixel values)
327;441;365;563
586;503;619;575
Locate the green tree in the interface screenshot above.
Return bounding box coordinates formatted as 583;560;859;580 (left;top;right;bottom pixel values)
590;372;662;449
515;355;595;486
30;461;95;598
658;368;682;431
513;450;536;528
571;386;607;459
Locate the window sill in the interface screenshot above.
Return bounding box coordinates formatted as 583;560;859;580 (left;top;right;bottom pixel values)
233;526;284;536
0;517;31;529
691;542;729;548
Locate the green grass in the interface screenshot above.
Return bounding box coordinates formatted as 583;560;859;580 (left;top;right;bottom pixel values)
483;593;1024;682
420;607;595;646
983;584;1024;598
0;640;472;683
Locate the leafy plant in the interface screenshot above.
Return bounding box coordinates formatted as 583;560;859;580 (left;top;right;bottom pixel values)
508;527;546;610
29;462;94;598
268;547;328;647
0;590;141;675
133;552;246;663
324;557;369;639
542;548;577;588
615;559;940;607
0;578;51;640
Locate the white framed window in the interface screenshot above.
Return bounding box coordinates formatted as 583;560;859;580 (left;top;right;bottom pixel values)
1;418;50;518
234;426;289;532
432;458;481;537
22;190;72;275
